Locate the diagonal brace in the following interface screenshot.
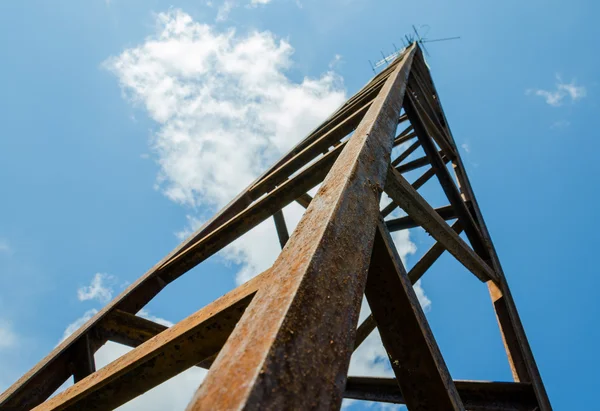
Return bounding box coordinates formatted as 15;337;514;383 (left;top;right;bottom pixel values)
385;166;498;283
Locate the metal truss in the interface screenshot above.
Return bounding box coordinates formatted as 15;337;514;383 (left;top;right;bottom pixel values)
0;43;551;411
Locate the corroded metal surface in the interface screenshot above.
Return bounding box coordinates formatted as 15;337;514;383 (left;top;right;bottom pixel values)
366;222;464;410
186;45;416;411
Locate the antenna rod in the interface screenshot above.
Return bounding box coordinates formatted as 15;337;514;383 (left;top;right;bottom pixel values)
412;25;421;42
422;36;461;43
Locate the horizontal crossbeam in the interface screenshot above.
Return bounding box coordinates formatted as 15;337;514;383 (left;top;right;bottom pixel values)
391;140;420;167
344;377;537;410
95;309;169;348
395;151;445;174
386;204;455;232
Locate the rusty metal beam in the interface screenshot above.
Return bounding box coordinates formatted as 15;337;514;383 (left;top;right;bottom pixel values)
96;309;217;370
70;334;95;384
98;310;220;371
391;139;420;167
386;203;455;232
95;309;169;348
395;153;431;173
32;273;262;411
353;314;377;351
489;284;531;382
393;131;417;147
295;192;313;209
393;149;446;175
250;100;372;198
186;45;416;411
410;166;437;190
408;220;464;284
353;220;464;350
272;209;290;248
365;221;464;410
385;166;498;283
395;124;414;141
344;377;537;411
381;156;451;219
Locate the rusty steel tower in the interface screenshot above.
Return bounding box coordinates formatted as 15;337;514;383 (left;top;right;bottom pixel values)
1;43;551;410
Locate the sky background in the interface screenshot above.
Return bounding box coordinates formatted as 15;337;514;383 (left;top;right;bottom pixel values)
0;0;598;409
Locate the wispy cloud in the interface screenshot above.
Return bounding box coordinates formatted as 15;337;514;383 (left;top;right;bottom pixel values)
138;309;174;327
216;0;235;21
61;309;98;342
0;239;13;256
527;75;587;107
0;321;17;349
77;273;116;303
209;0;273;21
551;119;571;129
461;143;470;153
329;53;343;69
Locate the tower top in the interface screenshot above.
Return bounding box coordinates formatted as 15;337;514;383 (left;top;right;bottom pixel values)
369;25;460;73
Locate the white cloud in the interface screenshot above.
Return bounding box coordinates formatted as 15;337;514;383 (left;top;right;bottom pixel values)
104;9;345;284
216;0;235;21
390;229;417;267
61;309;98;342
413;280;431;312
527;75;587;107
0;321;17;349
77;273;116;303
329;53;343;69
461;143;470;153
138;309;174;327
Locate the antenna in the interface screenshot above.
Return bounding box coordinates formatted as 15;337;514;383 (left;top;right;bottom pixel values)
412;25;430;57
368;25;460;73
368;60;376;74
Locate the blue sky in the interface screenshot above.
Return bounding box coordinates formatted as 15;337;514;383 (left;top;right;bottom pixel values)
0;0;598;409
